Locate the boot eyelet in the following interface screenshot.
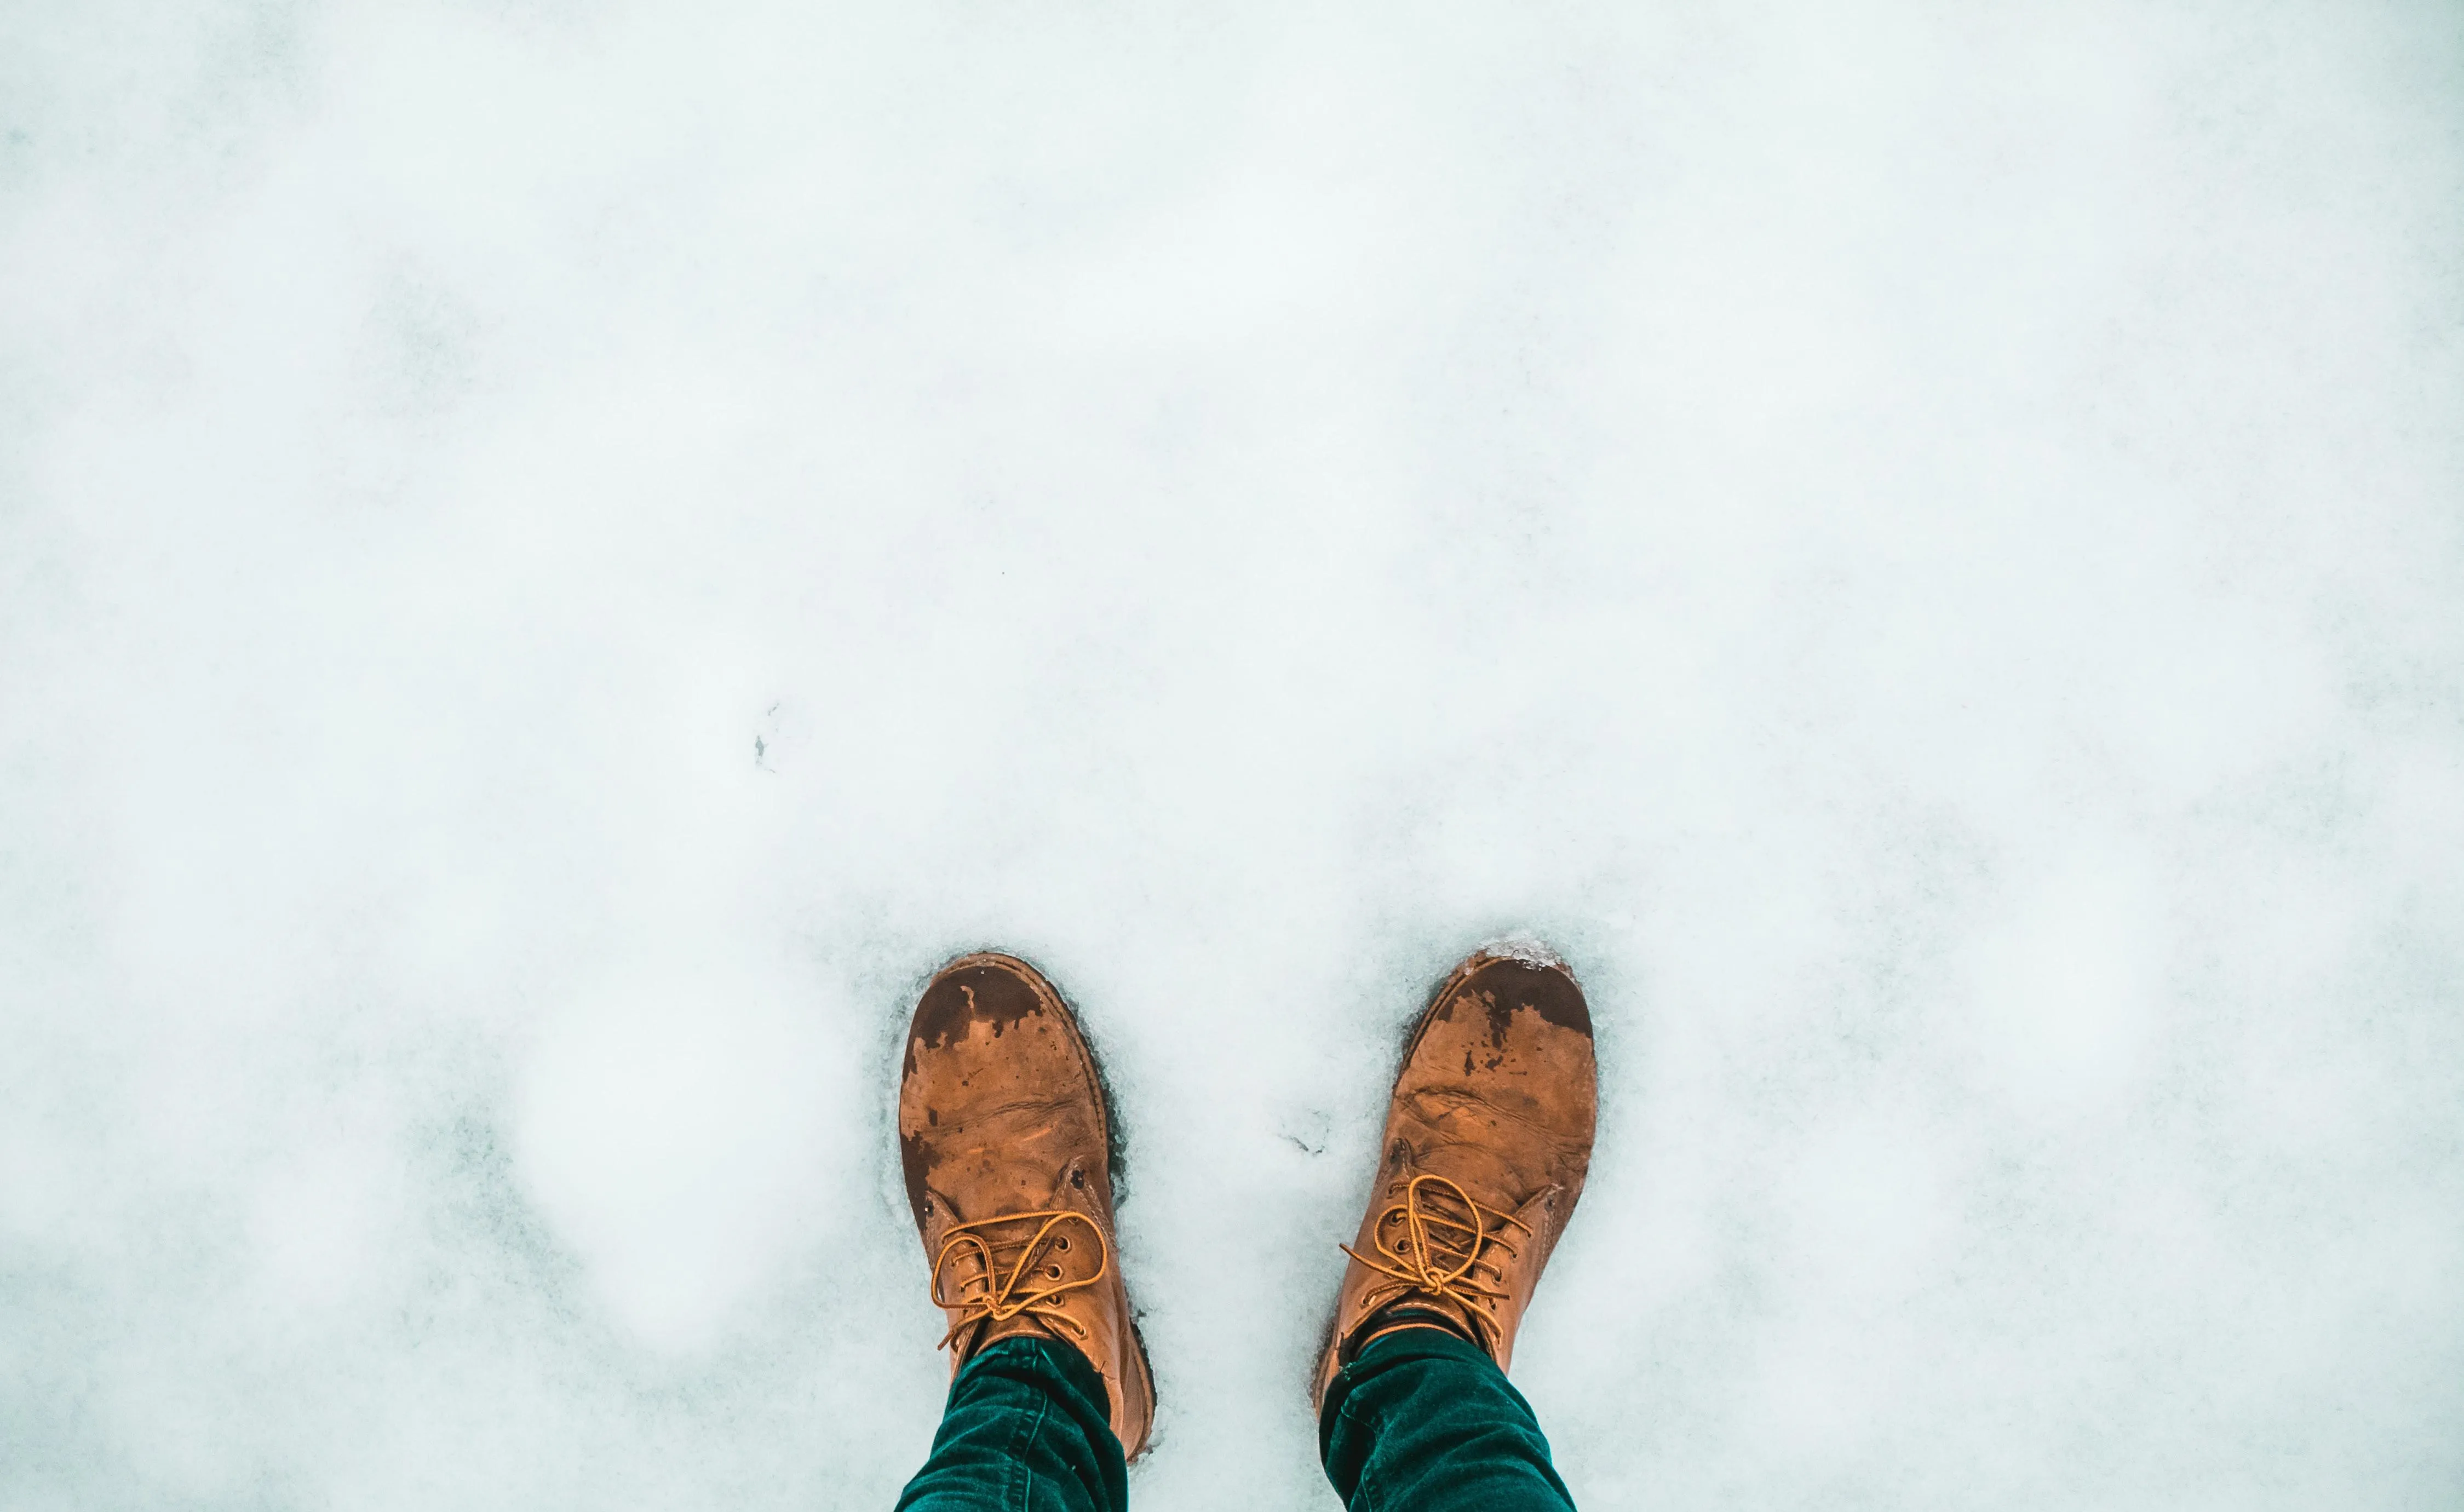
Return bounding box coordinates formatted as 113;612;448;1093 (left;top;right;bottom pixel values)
1070;1169;1087;1189
1046;1266;1063;1280
1055;1237;1071;1251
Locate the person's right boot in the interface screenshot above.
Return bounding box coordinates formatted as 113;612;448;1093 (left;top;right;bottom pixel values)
1314;945;1599;1408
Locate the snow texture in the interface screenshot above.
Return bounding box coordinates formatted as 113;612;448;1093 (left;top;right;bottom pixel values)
4;3;2462;1508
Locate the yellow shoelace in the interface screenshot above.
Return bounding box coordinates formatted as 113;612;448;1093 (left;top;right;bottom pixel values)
929;1209;1110;1351
1340;1173;1529;1344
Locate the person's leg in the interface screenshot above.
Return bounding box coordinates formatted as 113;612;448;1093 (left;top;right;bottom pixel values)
896;1335;1127;1512
1312;946;1599;1511
1318;1324;1574;1512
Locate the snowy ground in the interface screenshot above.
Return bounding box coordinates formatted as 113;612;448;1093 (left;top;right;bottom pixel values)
5;3;2462;1508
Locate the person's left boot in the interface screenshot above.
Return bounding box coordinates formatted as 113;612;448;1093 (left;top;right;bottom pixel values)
897;951;1156;1460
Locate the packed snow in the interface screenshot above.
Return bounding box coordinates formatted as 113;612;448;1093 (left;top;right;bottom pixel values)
4;3;2461;1508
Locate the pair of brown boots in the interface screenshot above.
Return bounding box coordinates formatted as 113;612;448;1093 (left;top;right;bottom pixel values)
897;946;1600;1459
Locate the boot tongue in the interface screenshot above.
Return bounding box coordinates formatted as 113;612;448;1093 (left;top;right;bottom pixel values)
1350;1301;1479;1360
928;1203;1110;1363
1334;1165;1529;1365
973;1310;1065;1354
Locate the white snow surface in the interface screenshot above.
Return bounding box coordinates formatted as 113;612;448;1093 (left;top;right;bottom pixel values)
5;3;2463;1508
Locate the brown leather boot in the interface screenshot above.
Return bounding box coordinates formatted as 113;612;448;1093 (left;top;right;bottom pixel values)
1313;945;1599;1408
898;952;1156;1459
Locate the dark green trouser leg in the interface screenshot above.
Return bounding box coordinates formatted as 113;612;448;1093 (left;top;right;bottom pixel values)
895;1337;1128;1512
1319;1326;1578;1512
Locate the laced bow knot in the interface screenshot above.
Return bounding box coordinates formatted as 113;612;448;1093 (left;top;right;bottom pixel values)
929;1209;1111;1352
1340;1173;1531;1341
